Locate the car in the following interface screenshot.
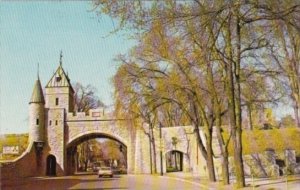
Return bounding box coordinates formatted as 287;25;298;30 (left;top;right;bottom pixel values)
98;167;113;178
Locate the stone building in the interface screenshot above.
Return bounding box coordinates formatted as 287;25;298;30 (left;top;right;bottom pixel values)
0;54;214;179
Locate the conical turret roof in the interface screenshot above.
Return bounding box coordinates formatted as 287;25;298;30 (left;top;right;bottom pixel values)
29;78;45;104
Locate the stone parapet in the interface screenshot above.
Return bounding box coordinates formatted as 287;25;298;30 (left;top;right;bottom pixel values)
66;108;108;121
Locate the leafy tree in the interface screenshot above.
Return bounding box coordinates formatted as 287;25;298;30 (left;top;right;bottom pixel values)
101;139;124;167
94;0;300;188
73;82;105;114
73;82;105;171
280;115;296;128
269;6;300;128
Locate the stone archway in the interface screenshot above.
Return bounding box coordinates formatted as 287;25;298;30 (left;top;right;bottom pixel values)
46;154;57;176
165;150;184;172
65;132;128;175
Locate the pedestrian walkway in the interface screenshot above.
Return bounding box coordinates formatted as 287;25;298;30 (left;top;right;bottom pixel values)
164;172;300;190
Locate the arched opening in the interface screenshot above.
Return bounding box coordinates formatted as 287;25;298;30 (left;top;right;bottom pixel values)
166;150;183;172
66;133;127;175
46;154;56;176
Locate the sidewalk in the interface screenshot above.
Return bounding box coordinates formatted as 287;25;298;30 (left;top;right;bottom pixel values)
164;172;300;190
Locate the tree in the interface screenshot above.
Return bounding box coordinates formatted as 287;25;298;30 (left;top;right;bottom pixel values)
73;82;105;171
269;6;300;128
77;139;102;171
101;139;124;167
73;82;105;114
94;0;300;187
280;114;296;128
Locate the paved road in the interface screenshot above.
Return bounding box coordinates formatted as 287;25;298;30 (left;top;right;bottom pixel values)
3;173;300;190
2;174;206;190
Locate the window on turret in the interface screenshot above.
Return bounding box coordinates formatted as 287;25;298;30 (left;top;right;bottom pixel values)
49;120;52;126
56;98;59;105
36;119;39;125
55;120;58;125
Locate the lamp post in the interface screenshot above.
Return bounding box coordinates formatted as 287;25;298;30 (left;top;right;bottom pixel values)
34;141;44;153
159;122;163;176
34;141;44;167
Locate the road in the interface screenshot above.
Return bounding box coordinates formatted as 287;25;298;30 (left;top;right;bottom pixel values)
3;173;300;190
2;174;206;190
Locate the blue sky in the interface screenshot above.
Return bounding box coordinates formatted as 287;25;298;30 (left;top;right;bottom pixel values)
0;1;135;134
0;1;294;134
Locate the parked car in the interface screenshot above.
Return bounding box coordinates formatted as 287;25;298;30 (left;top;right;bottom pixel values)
98;167;113;178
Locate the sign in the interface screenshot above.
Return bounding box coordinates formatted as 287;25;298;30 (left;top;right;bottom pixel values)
92;112;101;117
3;146;19;155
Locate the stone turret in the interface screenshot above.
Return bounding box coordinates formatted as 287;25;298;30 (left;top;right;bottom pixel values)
29;77;45;143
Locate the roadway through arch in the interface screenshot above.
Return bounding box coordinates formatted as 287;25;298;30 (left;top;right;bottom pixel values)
65;132;128;175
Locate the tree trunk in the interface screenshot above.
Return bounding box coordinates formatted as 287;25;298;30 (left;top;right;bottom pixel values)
205;132;216;182
234;13;246;188
150;126;157;173
145;126;153;174
194;126;216;182
247;104;253;130
149;133;153;174
215;120;230;185
232;129;245;187
222;150;230;185
294;105;300;128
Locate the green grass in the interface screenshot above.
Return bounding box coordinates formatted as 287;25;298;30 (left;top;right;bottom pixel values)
0;134;29;161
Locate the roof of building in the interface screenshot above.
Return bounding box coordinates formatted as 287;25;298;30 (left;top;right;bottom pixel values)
45;53;74;92
29;78;45;104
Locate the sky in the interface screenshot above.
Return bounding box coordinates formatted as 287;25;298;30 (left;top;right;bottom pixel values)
0;1;294;134
0;1;135;134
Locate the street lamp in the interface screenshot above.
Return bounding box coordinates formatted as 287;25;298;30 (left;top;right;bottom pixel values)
34;141;44;167
34;141;44;153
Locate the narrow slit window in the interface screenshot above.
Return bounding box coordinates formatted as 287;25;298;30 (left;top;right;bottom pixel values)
55;120;58;125
36;119;39;125
55;98;59;106
49;120;52;126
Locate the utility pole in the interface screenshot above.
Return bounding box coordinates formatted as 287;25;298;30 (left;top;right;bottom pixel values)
159;123;163;176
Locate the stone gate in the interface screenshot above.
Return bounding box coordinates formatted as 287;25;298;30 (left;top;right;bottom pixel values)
0;55;211;180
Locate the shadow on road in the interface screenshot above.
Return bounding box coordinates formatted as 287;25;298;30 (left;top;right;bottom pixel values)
1;175;123;190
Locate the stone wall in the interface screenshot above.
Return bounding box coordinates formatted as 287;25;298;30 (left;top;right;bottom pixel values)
46;108;66;176
147;125;213;176
0;142;39;181
232;149;300;178
45;87;73;113
65;110;138;174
